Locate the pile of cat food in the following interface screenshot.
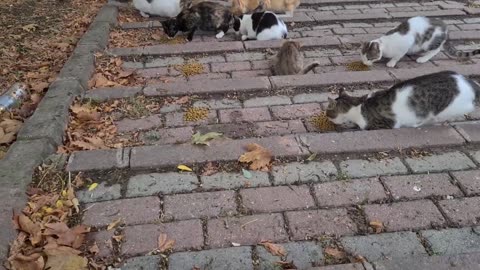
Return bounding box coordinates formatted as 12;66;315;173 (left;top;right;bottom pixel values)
175;61;205;77
346;61;370;71
184;107;210;122
310;112;337;131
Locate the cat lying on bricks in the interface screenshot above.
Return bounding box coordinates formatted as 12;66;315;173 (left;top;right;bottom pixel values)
325;71;480;130
361;16;480;68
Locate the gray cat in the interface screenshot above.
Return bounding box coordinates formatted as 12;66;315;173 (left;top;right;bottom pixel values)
271;41;320;75
326;71;480;130
361;16;480;68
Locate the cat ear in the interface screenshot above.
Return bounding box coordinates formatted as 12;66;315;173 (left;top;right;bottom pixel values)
371;42;380;51
338;89;347;97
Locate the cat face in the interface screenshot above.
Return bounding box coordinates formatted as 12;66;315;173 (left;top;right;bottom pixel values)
326;91;365;126
162;19;179;38
361;41;382;66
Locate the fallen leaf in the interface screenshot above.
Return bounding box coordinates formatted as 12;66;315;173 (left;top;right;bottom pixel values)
44;222;87;248
232;242;241;247
89;243;100;254
369;220;384;234
178;165;193;172
89;73;116;88
275;260;297;269
158;233;175;252
107;218;122;231
0;118;23;133
22;23;38;32
260;241;286;257
112;234;124;242
118;70;133;78
18;214;42;245
9;254;45;270
173;96;190;104
44;248;88;270
31;82;49;93
83;136;107;149
191;132;223;146
324;247;347;260
238;143;272;171
306;153;317;161
71;198;80;213
242;169;252;179
0;132;16;144
201;162;218;176
88;183;98;191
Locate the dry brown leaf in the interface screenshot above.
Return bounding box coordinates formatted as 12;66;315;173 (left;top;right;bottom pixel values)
201;162;218;176
107;218;122;231
44;223;88;248
0;118;23;133
369;220;384;234
112;234;124;243
44;248;88;270
31;82;49;93
84;136;107;149
18;214;42;245
324;247;347;260
0;132;16;144
89;243;100;254
173;96;190;105
118;70;134;78
260;241;286;257
9;254;45;270
89;73;117;88
158;233;175;252
238;143;272;171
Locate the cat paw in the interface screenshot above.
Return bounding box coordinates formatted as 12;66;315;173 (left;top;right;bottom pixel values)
241;35;248;41
386;61;397;68
416;57;429;64
140;11;150;18
215;31;225;39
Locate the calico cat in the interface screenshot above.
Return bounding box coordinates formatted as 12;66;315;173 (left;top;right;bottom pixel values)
325;71;480;130
271;41;320;75
231;0;301;17
361;16;480;68
233;9;287;41
161;1;234;41
132;0;200;18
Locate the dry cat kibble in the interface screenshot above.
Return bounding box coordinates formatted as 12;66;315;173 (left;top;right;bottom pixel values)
310;112;337;131
346;61;370;71
175;61;204;77
184;107;209;122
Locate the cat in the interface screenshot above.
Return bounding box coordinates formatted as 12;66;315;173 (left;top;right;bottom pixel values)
233;8;287;41
360;16;480;68
231;0;301;17
161;1;234;41
132;0;201;18
271;40;320;75
325;71;480;130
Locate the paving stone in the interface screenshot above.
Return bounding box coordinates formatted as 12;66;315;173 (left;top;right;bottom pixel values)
257;241;323;270
168;247;253;270
122;61;144;69
196;122;254;138
226;52;265;62
120;255;162;270
244;37;340;50
219;107;271;123
390;63;480;80
471;150;480;164
382;173;462;200
231;70;270;78
272;161;337;185
83;196;160;228
340;158;408;178
202;171;270;190
193;99;242;109
208;213;287;248
76;182;121;203
421;228;480;255
303;29;334;37
309;12;390;22
126;172;199;197
143;41;244;55
58;50;95;88
196;55;226;64
136;67;170;77
211;61;252;72
373;253;480;270
311;264;364;270
286;209;357;240
271;103;322;120
116;115;163;133
66;148;130;172
244;96;292;107
341;232;427;261
454;122;480;143
439;197;480;226
293;93;331;103
240;185;315;213
451;170;480;195
88;230;114;258
405;152;476;173
314;178;387;207
251;60;271;70
163;190;237;220
84;86;142;101
122;220;203;255
145;57;184;68
140;126;193;145
390;9;465;18
189;72;230;80
0;187;28;260
255;120;307;137
364;200;445;232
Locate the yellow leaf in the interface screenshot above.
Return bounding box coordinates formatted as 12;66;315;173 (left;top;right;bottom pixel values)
44;248;88;270
72;198;80;213
238;143;272;171
107;218;122;231
158;233;175;252
259;241;286;257
56;200;64;208
61;190;67;197
88;183;98;191
44;207;54;214
177;165;192;172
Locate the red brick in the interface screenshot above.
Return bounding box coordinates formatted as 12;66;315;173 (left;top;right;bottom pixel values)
211;61;251;72
66;148;130;172
390;9;465;18
88;230;114;258
240;185;315;213
270;71;393;89
282;11;315;22
140;126;193;145
390;64;480;80
165;110;217;127
364;200;446;232
122;220;203;256
297;126;465;154
450;30;480;40
271;103;322;120
309;12;390;21
382;174;462;200
286;209;357;240
333;28;366;34
364;27;394;34
439;197;480;226
163;191;237;220
251;60;271;70
83;196;161;228
303;29;333;37
451;170;480;195
207;213;288;248
188;72;230;80
338;34;381;44
116;115;163;133
334;9;362;15
387;6;415;12
219;107;271;123
244;37;340;50
231;70;270;78
136;67;170;78
143;41;244;55
314;178;387;207
465;8;480;15
255;120;307;136
143;77;272;96
454;122;480;143
85;86;142;101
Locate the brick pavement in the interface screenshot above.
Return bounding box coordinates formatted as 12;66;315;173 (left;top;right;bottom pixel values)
6;0;480;268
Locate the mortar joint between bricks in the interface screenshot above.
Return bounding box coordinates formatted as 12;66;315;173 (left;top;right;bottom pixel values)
235;190;250;215
200;218;209;249
347;206;370;235
446;171;470;197
280;212;294;242
307;183;321;208
463;150;480;167
399;157;415;174
415;231;435;256
430;198;456;228
251;245;261;270
377;176;395;202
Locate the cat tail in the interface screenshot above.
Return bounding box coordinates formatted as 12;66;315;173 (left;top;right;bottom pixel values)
299;62;320;74
443;40;480;58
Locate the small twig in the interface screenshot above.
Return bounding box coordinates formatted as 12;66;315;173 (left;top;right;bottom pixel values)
240;218;259;229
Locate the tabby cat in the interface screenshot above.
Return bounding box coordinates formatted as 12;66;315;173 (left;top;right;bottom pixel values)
271;41;320;75
361;16;480;68
326;71;480;130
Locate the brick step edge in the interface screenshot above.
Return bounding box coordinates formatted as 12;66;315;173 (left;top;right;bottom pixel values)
65;125;470;172
86;63;480;101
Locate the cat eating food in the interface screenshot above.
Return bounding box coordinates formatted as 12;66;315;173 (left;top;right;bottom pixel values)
233;8;287;41
360;16;480;68
271;41;320;75
325;71;479;130
231;0;301;17
161;1;234;41
132;0;202;18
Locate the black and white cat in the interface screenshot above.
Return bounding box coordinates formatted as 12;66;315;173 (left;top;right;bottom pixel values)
233;10;287;41
361;16;480;68
326;71;480;130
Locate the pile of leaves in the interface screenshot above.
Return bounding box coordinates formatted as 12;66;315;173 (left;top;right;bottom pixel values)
310;112;337;132
346;61;370;71
89;54;144;89
0;113;23;156
110;28;186;48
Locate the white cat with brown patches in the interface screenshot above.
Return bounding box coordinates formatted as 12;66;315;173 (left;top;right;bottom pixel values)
361;16;480;68
271;41;320;75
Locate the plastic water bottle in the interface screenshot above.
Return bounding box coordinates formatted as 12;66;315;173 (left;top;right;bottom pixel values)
0;83;27;113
